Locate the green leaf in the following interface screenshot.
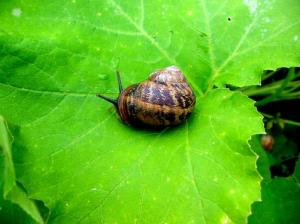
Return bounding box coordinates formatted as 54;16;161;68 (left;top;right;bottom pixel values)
0;116;15;196
0;87;264;223
0;116;44;224
2;0;299;223
249;136;271;181
249;160;300;224
0;192;37;224
0;0;299;91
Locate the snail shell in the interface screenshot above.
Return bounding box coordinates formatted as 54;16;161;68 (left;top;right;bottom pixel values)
261;134;274;151
97;66;196;128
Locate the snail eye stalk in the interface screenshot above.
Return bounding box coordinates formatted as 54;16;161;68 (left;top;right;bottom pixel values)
96;94;118;106
96;71;123;107
116;71;123;93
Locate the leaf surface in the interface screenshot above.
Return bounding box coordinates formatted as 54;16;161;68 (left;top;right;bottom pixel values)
1;0;299;223
0;0;299;91
1;89;263;223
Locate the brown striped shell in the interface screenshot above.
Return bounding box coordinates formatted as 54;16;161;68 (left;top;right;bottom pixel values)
97;66;196;128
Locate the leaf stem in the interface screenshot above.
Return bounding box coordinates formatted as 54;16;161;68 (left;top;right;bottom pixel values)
261;70;277;81
255;68;296;106
242;71;300;98
242;79;293;96
281;91;300;97
261;112;300;127
243;83;281;96
273;96;300;101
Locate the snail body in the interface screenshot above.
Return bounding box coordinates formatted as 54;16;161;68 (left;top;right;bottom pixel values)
97;66;196;128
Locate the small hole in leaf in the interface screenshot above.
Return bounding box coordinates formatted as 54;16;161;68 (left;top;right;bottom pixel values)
227;17;232;21
200;32;207;38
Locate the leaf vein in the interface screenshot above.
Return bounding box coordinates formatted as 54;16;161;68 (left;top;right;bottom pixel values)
185;121;207;224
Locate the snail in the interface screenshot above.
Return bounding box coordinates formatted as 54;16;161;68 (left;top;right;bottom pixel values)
97;65;196;128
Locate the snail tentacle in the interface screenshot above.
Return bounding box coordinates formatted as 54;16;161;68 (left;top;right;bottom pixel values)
96;94;118;106
116;71;123;93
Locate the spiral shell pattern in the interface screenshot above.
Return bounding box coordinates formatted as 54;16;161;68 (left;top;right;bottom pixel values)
117;66;196;128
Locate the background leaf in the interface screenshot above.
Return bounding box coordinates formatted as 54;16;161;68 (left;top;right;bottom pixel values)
0;116;44;224
249;137;300;224
249;136;271;181
0;0;299;223
0;193;38;224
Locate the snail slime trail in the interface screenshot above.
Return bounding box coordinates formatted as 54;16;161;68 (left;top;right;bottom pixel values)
97;66;196;128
